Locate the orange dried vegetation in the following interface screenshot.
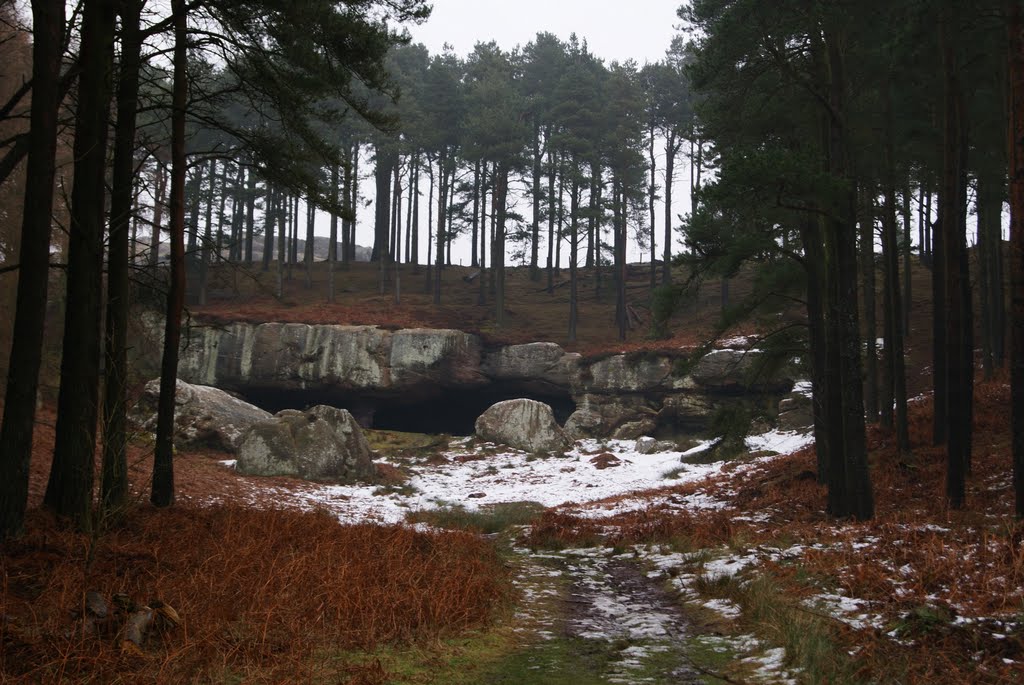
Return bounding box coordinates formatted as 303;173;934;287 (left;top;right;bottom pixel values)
0;506;509;684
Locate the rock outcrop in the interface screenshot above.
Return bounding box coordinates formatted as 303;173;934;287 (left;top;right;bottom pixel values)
177;322;485;397
475;399;571;453
133;379;271;452
236;405;374;482
153;319;795;440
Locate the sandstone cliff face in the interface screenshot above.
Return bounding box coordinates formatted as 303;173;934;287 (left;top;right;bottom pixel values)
164;321;792;439
178;323;484;395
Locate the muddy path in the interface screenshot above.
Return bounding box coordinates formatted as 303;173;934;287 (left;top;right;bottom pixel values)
471;547;710;685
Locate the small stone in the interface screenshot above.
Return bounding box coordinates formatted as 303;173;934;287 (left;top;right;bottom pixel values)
467;492;487;499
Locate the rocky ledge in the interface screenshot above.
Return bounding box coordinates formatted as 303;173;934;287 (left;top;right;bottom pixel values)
159;321;795;440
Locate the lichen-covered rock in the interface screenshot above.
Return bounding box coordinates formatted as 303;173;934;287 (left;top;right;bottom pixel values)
565;394;659;439
564;407;604;440
634;437;678;454
612;419;658;441
173;322;485;394
582;354;691;393
689;349;757;388
132;379;271;452
475;399;571;453
481;342;581;388
390;328;485;388
236;405;374;482
657;394;716;432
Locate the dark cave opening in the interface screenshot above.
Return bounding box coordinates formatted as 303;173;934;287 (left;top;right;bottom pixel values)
238;385;576;436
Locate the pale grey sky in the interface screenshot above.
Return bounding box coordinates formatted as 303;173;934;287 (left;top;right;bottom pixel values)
407;0;683;66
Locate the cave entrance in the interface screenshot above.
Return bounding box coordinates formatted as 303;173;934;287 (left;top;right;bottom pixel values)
239;386;576;437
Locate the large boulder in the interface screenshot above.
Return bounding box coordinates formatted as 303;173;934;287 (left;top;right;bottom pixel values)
133;379;271;452
475;399;572;453
236;405;374;482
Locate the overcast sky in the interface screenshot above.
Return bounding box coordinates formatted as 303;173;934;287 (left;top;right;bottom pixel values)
407;0;684;66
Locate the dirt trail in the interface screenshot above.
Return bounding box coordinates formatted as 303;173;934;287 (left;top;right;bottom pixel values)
490;547;704;685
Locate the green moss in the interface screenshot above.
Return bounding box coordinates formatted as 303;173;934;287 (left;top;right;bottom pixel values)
407;502;547;535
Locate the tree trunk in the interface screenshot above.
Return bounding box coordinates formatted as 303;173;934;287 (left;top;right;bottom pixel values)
411;152;420;265
151;0;188;509
46;0;117;527
547;140;556;293
276;192;286;298
149;161;167;267
424;158;434;293
0;0;64;539
614;180;627;342
978;173;1006;378
372;145;395;263
245;167;255;265
883;80;910;451
531;120;542;280
478;163;487;306
433;154;449;305
329;163;338;304
405;155;415;265
663;132;678;286
800;220;831;485
262;185;274;271
101;0;143;514
1009;0;1024;518
824;29;872;520
471;159;480;267
569;165;580;342
859;188;879;424
304;196;315;289
940;12;971;508
648;120;657;291
555;158;564;273
494;161;509;327
198;158;215;306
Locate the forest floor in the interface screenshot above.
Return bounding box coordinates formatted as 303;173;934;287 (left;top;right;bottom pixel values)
3;256;1021;683
3;378;1022;683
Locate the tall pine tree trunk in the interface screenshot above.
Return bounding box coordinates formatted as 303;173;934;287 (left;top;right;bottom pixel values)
149;161;167;267
663;133;678;286
46;0;116;527
569;166;580;342
494;161;509;327
102;0;144;513
859;188;879;424
824;29;872;520
531;121;541;280
883;79;910;451
0;0;64;539
648;121;657;291
329;163;338;304
547;142;556;293
940;10;971;508
1009;0;1024;518
433;155;449;305
151;0;188;508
